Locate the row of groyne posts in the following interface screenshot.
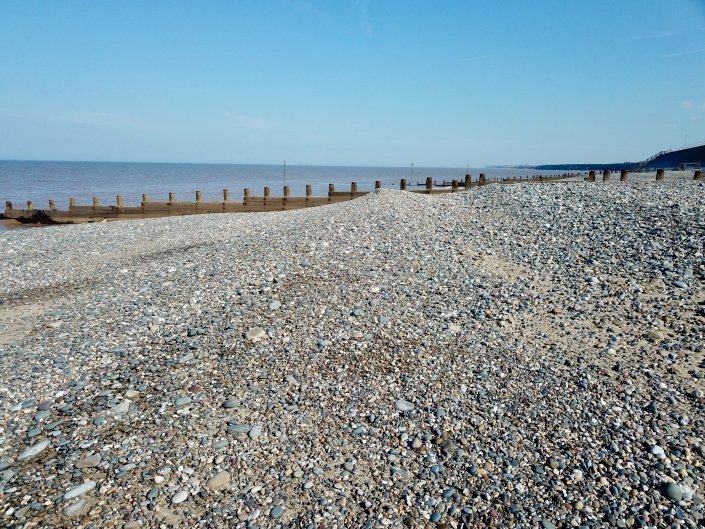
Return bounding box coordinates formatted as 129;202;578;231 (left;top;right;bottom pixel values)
587;168;704;182
3;173;572;224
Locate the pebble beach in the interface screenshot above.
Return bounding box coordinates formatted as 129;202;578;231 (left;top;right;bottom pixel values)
0;172;704;528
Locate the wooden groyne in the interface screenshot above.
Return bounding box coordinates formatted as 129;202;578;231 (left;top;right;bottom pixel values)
3;174;570;225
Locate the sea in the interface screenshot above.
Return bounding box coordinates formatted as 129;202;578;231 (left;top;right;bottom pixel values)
0;160;566;231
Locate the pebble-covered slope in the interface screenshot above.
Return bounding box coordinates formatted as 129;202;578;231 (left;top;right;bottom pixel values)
0;175;704;529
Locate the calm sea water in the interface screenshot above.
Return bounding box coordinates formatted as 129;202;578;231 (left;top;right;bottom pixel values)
0;160;565;230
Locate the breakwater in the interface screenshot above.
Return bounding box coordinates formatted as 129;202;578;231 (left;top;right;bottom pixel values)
3;174;571;225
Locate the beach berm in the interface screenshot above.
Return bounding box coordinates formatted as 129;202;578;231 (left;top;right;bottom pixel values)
0;173;703;528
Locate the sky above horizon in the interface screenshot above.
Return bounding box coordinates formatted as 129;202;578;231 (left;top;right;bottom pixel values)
1;1;705;167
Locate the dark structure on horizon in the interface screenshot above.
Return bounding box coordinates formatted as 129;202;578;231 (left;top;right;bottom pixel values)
535;141;705;171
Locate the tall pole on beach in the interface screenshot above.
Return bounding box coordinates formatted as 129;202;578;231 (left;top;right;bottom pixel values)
283;160;286;185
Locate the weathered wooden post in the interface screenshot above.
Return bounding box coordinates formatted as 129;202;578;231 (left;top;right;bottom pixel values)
117;195;124;208
243;188;250;203
620;170;628;181
351;182;358;194
92;197;100;207
168;193;175;203
196;190;202;202
464;174;471;189
400;178;407;190
223;189;230;202
375;180;381;190
451;180;459;192
328;183;335;196
479;173;486;185
49;199;55;210
425;177;433;192
306;185;312;197
263;187;270;198
5;201;12;211
656;168;664;181
588;170;596;182
142;194;149;203
694;170;702;180
27;200;33;211
603;170;611;182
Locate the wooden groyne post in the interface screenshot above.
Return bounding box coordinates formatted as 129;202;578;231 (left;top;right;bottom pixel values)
3;175;572;226
656;168;665;181
620;170;628;182
694;170;703;181
588;170;596;182
602;170;611;182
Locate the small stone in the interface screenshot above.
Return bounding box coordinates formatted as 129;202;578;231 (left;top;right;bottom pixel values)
228;424;250;434
661;482;683;502
248;426;262;439
75;455;101;469
174;396;192;407
17;439;51;461
37;400;53;411
245;327;266;340
207;471;230;490
651;445;666;459
34;410;51;421
394;399;415;412
646;330;664;341
110;401;130;415
270;505;284;519
269;300;281;310
62;498;91;518
64;481;97;500
171;490;188;504
222;398;238;409
124;389;140;399
541;520;557;529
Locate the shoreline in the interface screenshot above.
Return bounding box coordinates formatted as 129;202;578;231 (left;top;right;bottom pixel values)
0;178;703;526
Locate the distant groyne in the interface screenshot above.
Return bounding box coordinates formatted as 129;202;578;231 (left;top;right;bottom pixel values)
3;174;572;225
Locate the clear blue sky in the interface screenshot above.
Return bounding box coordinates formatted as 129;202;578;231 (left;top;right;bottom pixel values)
1;1;704;166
